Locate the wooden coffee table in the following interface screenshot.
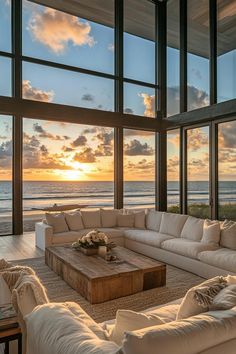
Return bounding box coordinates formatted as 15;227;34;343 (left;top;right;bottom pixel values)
45;245;166;304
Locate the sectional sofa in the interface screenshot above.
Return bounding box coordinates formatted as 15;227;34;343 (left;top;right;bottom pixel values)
35;209;236;278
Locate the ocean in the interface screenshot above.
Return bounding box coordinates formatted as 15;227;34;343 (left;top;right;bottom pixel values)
1;180;236;215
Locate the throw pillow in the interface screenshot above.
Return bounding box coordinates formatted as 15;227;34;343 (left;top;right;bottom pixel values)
176;276;226;320
159;212;188;237
80;209;101;228
226;275;236;284
64;211;84;231
101;209;119;228
180;216;204;241
201;219;220;245
194;279;227;308
45;213;69;233
125;209;146;229
108;309;165;345
220;219;236;250
117;214;135;228
210;285;236;310
146;210;163;231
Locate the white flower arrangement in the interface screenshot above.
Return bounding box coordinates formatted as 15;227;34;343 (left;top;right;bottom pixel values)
72;229;109;249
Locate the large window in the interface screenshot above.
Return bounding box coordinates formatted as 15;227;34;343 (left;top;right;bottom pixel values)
187;0;210;112
23;119;114;231
0;115;13;235
167;129;180;213
218;120;236;220
22;0;114;74
187;126;210;218
123;129;155;209
167;0;180;117
217;0;236;103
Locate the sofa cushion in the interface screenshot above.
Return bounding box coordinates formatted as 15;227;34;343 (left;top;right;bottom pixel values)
201;219;221;246
117;214;135;227
101;209;119;228
220;220;236;250
45;213;69;233
122;308;236;354
53;228;124;244
108;309;165;346
180;216;204;241
146;210;163;231
64;211;84;231
0;275;12;305
159;212;188;237
161;238;216;259
198;248;236;273
124;229;173;248
80;209;101;228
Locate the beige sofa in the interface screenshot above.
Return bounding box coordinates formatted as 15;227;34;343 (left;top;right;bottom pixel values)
35;209;236;278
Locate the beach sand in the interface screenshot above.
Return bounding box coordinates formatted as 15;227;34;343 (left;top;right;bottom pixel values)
0;211;44;235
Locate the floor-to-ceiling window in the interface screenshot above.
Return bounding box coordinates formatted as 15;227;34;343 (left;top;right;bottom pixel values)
123;129;156;209
23;118;115;231
167;129;180;213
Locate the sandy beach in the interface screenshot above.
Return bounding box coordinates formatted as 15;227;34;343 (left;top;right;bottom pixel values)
0;210;44;235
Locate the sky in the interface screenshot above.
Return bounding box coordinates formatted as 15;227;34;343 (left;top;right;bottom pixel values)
0;0;236;182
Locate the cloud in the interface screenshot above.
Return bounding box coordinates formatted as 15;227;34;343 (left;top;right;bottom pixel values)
62;146;74;152
71;135;87;148
0;136;7;139
191;68;202;80
167;156;179;174
124;108;134;114
28;8;95;53
187;128;209;151
82;127;98;134
33;123;70;141
23;80;54;102
124;130;154;137
74;148;96;163
124;139;154;156
219;122;236;149
108;43;114;52
95;130;114;157
81;94;94;102
0;140;12;168
139;93;155;118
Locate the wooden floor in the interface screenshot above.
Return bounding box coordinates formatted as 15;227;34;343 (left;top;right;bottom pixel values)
0;233;44;261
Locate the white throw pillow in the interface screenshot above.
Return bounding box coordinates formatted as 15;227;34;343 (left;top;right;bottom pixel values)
101;209;119;228
201;219;220;245
125;209;146;229
211;285;236;310
64;211;84;231
176;276;225;320
0;275;12;305
80;209;101;228
45;213;69;233
108;309;164;345
220;220;236;250
160;212;188;237
146;210;163;231
180;216;204;241
117;214;134;228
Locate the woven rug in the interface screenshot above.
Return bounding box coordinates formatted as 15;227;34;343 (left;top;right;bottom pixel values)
13;257;203;323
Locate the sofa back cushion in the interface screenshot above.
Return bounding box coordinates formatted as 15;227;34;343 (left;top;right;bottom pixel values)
64;211;84;231
159;213;188;237
45;213;69;233
180;216;204;241
146;210;163;231
80;209;102;228
125;209;146;229
201;219;220;245
122;308;236;354
101;209;119;228
117;214;135;228
220;220;236;250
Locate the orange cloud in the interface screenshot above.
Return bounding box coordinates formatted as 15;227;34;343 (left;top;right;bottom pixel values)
187;128;209;151
28;8;95;53
23;80;54;102
139;93;155;118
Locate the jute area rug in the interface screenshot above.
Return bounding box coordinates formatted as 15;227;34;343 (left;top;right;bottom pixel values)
14;257;203;323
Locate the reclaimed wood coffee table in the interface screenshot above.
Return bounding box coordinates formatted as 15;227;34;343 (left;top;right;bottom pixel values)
45;245;166;304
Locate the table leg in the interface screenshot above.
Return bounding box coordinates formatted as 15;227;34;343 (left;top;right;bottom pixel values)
18;334;22;354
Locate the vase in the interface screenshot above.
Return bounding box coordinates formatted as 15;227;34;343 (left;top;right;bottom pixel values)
80;247;98;256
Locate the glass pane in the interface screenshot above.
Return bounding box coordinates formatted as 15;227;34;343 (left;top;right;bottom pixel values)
167;129;180;213
187;0;210;111
22;0;114;74
124;83;155;118
124;0;155;84
0;56;12;97
124;129;155;209
23;118;114;231
0;0;11;52
187;126;210;218
0;115;13;235
167;0;180;117
217;0;236;102
218;120;236;220
22;62;114;111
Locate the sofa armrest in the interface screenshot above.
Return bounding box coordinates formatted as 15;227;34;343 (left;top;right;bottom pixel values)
35;222;53;251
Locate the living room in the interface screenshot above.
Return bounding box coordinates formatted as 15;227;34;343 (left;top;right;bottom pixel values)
1;0;236;353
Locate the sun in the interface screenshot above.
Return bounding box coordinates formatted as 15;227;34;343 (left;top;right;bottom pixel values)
57;169;83;181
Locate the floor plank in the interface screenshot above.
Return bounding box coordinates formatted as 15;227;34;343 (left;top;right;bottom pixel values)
0;233;44;261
